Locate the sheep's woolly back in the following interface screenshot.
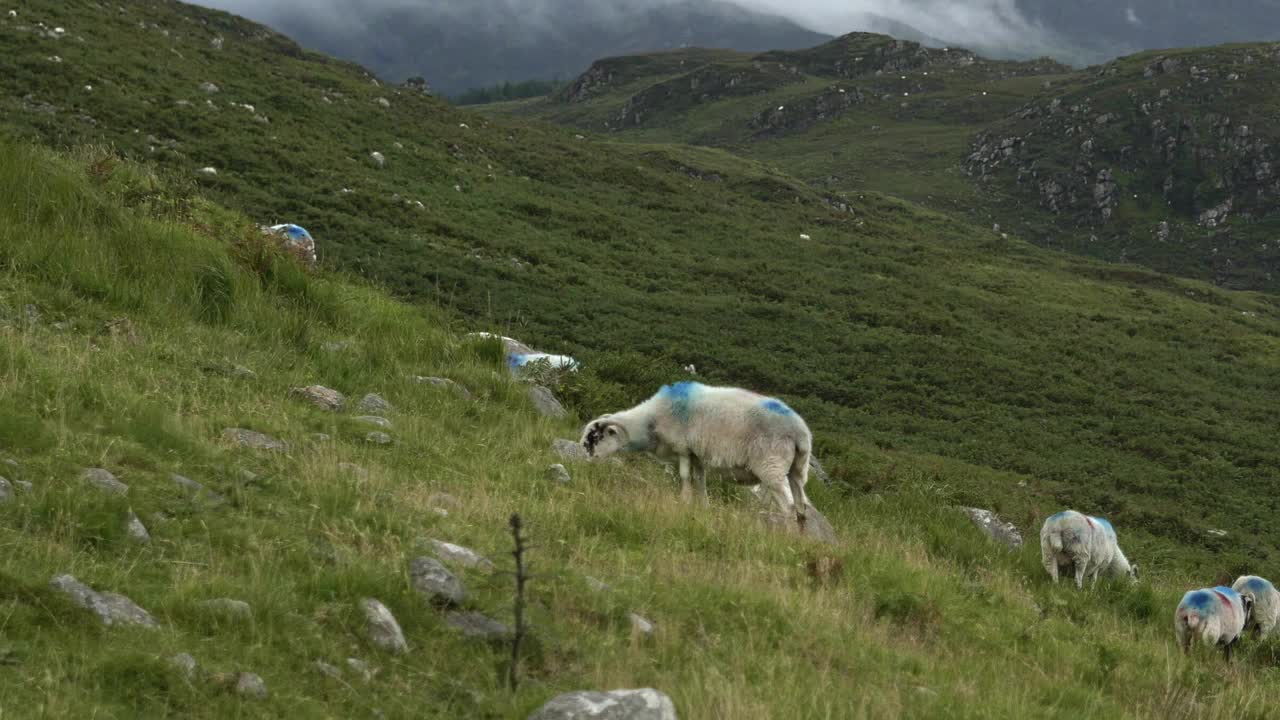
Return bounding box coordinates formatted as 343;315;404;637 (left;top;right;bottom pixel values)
1176;587;1249;648
1040;510;1133;582
1233;575;1280;636
583;382;812;473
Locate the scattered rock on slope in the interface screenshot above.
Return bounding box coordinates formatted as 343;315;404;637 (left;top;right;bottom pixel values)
529;386;566;418
0;478;11;504
355;392;393;413
124;511;151;543
409;557;466;606
172;474;227;507
552;438;588;461
360;598;408;654
425;539;495;572
528;688;678;720
196;598;253;619
547;464;571;484
49;574;159;628
962;507;1023;550
291;384;345;411
411;376;472;400
222;428;289;452
82;468;128;495
444;611;510;641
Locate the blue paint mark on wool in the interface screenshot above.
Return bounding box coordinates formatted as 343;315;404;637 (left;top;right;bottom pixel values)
1182;590;1218;613
1091;517;1114;533
762;398;794;416
1047;511;1071;523
659;381;701;422
1244;577;1274;594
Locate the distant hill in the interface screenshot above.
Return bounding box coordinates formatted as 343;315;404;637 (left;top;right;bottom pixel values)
216;0;832;95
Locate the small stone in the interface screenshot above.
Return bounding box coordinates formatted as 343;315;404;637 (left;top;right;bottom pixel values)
196;166;218;176
235;672;268;699
82;468;128;495
376;98;390;108
552;439;588;461
409;557;466;606
961;508;1024;550
427;492;460;511
124;511;150;543
50;575;158;628
629;613;655;637
426;539;495;572
365;431;393;445
370;151;386;168
528;689;677;720
585;576;611;593
547;464;571;484
360;598;408;654
168;653;198;678
355;393;392;413
14;480;32;493
355;415;392;429
320;340;353;353
1;459;17;470
345;657;375;681
222;428;288;452
199;81;219;93
230;365;256;379
210;36;223;50
309;433;332;443
0;478;11;504
196;598;252;619
313;660;342;679
172;474;227;507
291;385;345;411
529;386;566;418
444;611;510;641
410;376;472;399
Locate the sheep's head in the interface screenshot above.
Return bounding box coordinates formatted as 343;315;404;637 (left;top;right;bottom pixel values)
1129;563;1140;582
581;417;627;458
1243;594;1256;627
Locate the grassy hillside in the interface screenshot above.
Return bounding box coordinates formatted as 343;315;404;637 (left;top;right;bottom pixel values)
4;1;1280;578
506;35;1280;293
4;131;1280;720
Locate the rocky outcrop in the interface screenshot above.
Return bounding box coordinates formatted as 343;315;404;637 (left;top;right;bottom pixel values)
529;689;678;720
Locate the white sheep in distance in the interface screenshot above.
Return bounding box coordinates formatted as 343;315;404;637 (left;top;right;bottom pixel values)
1232;575;1280;638
1039;510;1137;588
580;382;814;528
1175;586;1253;659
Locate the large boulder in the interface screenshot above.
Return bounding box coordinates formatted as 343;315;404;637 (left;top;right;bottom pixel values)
529;386;567;418
528;689;678;720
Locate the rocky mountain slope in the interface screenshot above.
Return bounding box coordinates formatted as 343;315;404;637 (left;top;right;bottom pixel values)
198;0;831;95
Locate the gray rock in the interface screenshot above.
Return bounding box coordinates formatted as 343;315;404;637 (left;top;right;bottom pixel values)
360;598;408;654
370;151;386;168
235;672;268;699
198;81;219;94
230;364;256;379
196;598;252;619
291;385;345;411
222;428;288;452
427;539;495;573
427;492;460;512
15;480;32;493
528;689;678;720
168;653;197;679
313;661;342;679
345;657;375;681
444;611;510;641
50;575;159;628
0;478;11;504
356;393;393;413
629;613;655;637
355;415;392;429
1;459;16;470
320;340;353;353
124;512;151;543
365;431;393;446
585;576;611;593
172;474;227;507
552;438;588;461
961;508;1023;550
411;376;472;400
757;504;838;545
547;464;572;484
409;556;466;606
82;468;128;495
309;433;332;443
529;386;566;418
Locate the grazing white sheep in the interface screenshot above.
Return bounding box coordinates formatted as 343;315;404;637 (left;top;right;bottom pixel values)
580;382;814;527
1232;575;1280;638
1040;510;1137;588
1176;586;1253;659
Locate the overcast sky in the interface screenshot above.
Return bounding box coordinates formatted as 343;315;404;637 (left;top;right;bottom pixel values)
197;0;1065;57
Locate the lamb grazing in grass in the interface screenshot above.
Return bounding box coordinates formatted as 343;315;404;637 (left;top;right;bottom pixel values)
1232;575;1280;638
1040;510;1137;589
1176;586;1253;660
580;382;814;528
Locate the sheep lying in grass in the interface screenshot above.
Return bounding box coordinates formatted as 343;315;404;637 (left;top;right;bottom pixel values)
1039;510;1137;589
580;382;814;528
1176;586;1253;659
1232;575;1280;638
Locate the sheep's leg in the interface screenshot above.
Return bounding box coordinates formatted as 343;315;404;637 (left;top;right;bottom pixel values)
693;458;709;508
1224;638;1235;662
1073;555;1089;590
678;454;693;504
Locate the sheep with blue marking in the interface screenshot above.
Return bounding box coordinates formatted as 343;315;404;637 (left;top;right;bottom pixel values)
1039;510;1137;589
580;382;814;528
1232;575;1280;638
1176;586;1253;659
